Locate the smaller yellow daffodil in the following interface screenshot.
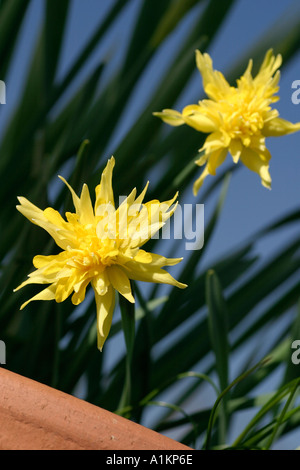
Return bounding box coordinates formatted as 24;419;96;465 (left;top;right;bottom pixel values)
14;157;187;350
154;49;300;195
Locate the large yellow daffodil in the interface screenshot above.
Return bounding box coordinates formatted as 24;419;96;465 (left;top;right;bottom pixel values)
14;157;186;350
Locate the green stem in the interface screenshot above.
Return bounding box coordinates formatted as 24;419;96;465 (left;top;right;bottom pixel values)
204;357;270;450
118;288;136;412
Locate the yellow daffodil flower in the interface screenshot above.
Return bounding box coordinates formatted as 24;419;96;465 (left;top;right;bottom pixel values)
14;157;187;350
154;49;300;195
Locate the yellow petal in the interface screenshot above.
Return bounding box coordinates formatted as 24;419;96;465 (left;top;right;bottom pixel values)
94;285;116;351
17;193;76;251
240;147;272;189
193;165;210;196
58;176;81;214
201;131;226;154
195;153;208;167
14;268;58;291
124;260;187;289
262;117;300;137
58;177;94;225
107;265;135;303
153;109;185;127
114;187;137;223
44;207;67;229
229;139;243;163
14;277;44;292
27;216;77;250
16;198;74;250
95;156;115;209
133;181;149;208
92;271;109;296
257;49;282;79
195;50;231;100
241;59;253;83
72;279;90;305
207;148;228;175
79;183;94;224
33;252;70;269
182;105;217;133
16;197;45;222
134;250;153;263
20;284;57;310
55;277;76;303
253;50;282;98
124;192;179;248
135;252;183;268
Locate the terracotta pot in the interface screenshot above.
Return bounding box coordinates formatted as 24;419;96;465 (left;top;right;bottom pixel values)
0;368;191;450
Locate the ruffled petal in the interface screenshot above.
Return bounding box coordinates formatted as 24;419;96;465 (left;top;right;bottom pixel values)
240;147;272;189
16;198;75;250
207;148;228;175
182;105;217;133
195;50;232;101
107;265;135;303
134;251;183;267
72;279;90;305
94;285;116;351
200;131;226;154
193;165;210;196
124;259;187;289
153;109;185;127
262;117;300;137
134;250;153;264
92;271;109;296
19;284;57;310
229;139;243;163
58;177;94;225
193;147;228;195
95;156;115;210
79;184;94;224
55;276;76;303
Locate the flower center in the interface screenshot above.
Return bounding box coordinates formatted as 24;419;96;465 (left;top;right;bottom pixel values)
222;94;265;143
66;224;120;274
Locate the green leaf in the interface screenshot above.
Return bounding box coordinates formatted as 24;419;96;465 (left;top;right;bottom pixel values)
44;0;70;96
232;377;300;448
0;0;31;76
204;357;270;450
283;298;300;383
206;269;229;444
206;270;229;392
